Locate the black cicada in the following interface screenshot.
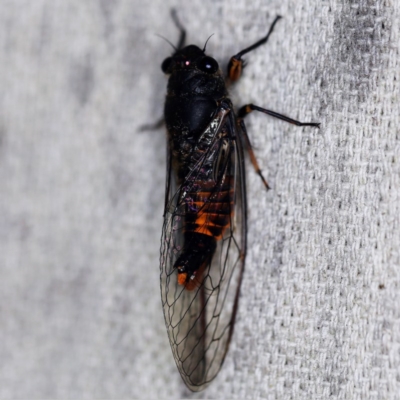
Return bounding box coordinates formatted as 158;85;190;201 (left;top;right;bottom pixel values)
159;11;319;392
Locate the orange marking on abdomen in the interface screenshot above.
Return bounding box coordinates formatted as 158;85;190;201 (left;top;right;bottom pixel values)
186;177;235;240
177;272;187;286
193;210;231;239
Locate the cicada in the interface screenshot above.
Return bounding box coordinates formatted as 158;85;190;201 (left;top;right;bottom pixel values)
159;11;319;392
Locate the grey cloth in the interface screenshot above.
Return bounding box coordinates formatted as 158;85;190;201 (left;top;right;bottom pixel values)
1;1;399;399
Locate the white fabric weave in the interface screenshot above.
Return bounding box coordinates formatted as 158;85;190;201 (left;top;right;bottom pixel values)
1;1;399;398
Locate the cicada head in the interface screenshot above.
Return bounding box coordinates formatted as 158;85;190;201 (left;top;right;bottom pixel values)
162;45;226;99
161;45;219;75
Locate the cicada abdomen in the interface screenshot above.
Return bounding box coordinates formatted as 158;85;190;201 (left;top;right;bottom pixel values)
173;127;236;291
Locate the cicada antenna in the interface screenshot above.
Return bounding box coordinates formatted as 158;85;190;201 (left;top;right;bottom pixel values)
202;34;215;52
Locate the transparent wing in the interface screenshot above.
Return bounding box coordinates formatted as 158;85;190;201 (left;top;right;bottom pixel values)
160;107;247;391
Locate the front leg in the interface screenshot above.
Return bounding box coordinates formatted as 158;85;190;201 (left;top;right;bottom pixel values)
227;16;282;83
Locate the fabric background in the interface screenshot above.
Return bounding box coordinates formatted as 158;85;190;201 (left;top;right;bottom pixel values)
1;0;399;399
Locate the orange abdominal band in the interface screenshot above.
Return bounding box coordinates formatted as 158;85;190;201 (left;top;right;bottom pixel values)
190;189;234;240
193;212;229;239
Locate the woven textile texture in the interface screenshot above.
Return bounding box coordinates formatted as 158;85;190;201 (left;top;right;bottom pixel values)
1;1;399;399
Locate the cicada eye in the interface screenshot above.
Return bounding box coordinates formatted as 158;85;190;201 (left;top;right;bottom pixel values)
196;56;218;74
161;57;172;73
